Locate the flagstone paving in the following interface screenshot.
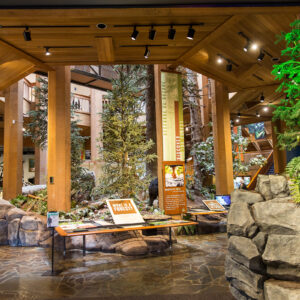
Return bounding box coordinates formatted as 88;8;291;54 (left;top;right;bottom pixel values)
0;233;233;300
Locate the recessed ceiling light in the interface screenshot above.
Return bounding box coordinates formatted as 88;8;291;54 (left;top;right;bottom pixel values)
217;56;223;64
263;107;269;112
96;23;107;29
251;43;258;50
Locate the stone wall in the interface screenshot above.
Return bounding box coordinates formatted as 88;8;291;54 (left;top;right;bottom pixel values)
0;199;173;256
226;175;300;300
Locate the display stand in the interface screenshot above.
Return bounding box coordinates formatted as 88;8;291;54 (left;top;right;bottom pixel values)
42;227;62;276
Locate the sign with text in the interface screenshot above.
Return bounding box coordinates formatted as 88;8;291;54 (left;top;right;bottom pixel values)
163;162;187;215
203;200;226;211
161;71;184;161
47;211;59;228
106;199;145;225
160;71;186;215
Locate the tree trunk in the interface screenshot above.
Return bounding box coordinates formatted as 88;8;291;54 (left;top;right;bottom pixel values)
188;71;204;195
145;65;157;178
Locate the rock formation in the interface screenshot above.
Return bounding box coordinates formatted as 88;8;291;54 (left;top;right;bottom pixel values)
226;175;300;300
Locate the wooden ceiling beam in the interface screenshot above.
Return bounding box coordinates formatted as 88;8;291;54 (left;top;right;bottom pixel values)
0;39;53;72
95;37;115;63
175;15;243;65
0;65;36;91
182;60;242;91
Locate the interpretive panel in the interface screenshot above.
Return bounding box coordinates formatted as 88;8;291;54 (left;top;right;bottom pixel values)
161;70;186;215
106;199;145;225
203;200;226;211
163;161;187;215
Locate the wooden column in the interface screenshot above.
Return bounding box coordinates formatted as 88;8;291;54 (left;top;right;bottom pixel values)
47;66;71;211
201;75;212;140
35;147;47;184
154;64;167;210
211;80;234;195
3;80;24;199
90;89;103;162
271;120;287;174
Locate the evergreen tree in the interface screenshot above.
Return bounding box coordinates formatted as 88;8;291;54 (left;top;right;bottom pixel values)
25;76;88;196
271;19;300;150
95;65;156;199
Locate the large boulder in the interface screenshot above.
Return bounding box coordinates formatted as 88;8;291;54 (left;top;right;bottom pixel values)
252;231;268;254
225;256;264;299
8;218;21;246
115;238;148;256
20;215;40;231
269;175;289;198
0;218;8;244
19;228;40;246
231;189;264;204
262;234;300;280
256;175;273;200
228;236;263;273
264;279;300;300
227;202;258;238
143;235;169;252
0;199;14;219
6;207;26;222
252;202;300;235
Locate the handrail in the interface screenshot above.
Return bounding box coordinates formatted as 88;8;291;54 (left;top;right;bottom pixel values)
247;151;273;190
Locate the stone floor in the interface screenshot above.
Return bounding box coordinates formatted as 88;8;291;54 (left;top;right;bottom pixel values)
0;233;234;300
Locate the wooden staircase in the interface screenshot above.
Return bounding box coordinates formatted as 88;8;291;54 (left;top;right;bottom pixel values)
247;151;274;190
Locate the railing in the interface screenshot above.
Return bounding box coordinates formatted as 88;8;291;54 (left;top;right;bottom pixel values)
72;94;90;114
247;151;274;190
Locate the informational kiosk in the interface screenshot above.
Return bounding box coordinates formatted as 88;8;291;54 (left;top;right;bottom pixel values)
160;71;187;215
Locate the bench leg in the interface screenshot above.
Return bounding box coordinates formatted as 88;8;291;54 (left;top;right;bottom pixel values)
83;235;86;256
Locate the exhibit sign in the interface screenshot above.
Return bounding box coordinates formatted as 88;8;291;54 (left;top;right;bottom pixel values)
163;161;187;215
106;199;145;225
203;200;226;211
161;70;186;215
161;71;185;161
47;211;59;228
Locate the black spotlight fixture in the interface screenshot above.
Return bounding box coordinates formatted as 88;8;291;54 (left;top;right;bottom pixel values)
237;111;241;118
23;26;31;41
226;61;233;72
187;25;195;40
257;49;265;61
168;25;176;40
260;93;265;103
144;45;150;59
149;25;156;40
256;111;260;118
243;40;250;52
131;26;139;41
45;47;51;56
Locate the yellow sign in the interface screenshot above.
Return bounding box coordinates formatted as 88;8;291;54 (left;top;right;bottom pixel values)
161;71;184;161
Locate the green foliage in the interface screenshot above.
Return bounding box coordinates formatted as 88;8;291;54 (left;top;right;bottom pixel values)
25;76;48;149
94;65;157;200
192;129;267;181
286;157;300;203
271;19;300;150
10;195;28;207
25;77;90;200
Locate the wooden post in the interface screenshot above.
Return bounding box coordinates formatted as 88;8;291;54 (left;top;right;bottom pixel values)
201;75;212;140
271;120;287;174
154;64;167;210
35;147;47;185
211;80;234;195
90;89;103;162
47;66;71;211
3;81;24;199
